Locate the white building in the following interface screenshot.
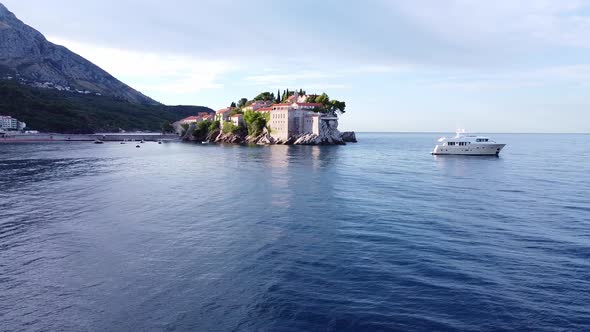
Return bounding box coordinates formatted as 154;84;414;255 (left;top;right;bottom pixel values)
0;115;25;130
230;114;244;127
268;103;325;140
215;107;232;123
172;112;214;135
286;91;309;104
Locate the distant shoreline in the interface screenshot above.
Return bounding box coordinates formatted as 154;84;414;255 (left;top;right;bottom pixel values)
0;133;179;143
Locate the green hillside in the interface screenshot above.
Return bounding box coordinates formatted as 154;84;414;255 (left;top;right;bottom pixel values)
0;81;212;133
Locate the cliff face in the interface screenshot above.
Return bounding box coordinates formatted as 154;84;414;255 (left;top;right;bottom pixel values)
0;3;158;105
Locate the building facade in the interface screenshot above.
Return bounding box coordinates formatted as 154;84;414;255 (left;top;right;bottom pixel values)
243;100;272;112
230;114;244;127
0;115;26;130
215;108;232;123
268;103;325;140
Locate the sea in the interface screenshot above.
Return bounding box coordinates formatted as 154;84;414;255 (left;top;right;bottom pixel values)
1;133;589;331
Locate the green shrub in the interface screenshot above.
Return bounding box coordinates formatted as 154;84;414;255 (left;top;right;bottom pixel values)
243;110;268;136
222;121;241;134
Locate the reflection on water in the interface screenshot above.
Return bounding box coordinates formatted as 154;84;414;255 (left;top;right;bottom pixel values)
1;135;590;332
433;154;503;177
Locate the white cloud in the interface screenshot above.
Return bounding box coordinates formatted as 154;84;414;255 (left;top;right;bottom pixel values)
244;72;331;85
390;0;590;49
427;64;590;91
350;64;415;74
48;36;239;95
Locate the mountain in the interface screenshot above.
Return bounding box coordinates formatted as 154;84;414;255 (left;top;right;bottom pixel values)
0;2;157;105
0;80;213;134
0;3;215;134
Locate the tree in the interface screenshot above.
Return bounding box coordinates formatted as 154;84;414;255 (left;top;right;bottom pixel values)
327;100;346;115
243;110;268;136
230;102;237;108
180;123;189;136
253;92;274;101
299;88;304;95
237;98;248;108
193;120;212;139
276;89;281;103
161;121;174;133
222;121;241;134
208;120;220;132
316;92;330;105
229;109;244;116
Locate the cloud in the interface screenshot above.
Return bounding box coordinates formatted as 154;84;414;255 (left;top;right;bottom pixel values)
426;64;590;91
244;72;331;86
389;0;590;49
48;36;239;96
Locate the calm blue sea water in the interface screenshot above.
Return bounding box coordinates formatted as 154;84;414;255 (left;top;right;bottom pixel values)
1;133;589;331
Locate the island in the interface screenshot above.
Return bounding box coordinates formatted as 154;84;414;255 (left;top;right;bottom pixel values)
172;90;357;145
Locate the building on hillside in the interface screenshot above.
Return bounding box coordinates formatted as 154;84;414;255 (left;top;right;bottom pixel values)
267;102;331;140
198;112;215;122
0;115;26;130
230;114;244;127
255;107;272;114
179;116;200;124
286;91;309;104
215;107;232;123
173;112;214;135
178;112;214;125
243;100;272;112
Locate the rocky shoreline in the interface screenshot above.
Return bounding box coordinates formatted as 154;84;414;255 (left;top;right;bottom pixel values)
182;123;357;146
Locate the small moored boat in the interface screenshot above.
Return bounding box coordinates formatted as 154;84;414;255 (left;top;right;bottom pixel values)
93;139;104;144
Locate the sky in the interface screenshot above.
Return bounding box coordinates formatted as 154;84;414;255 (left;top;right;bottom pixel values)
3;0;590;132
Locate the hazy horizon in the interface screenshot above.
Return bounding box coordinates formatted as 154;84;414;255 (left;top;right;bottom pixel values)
3;0;590;133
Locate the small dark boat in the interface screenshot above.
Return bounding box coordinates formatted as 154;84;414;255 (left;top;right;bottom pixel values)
136;145;141;148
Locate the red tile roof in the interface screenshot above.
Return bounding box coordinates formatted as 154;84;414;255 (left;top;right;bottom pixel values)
230;114;243;118
216;108;231;113
181;116;199;121
256;107;272;112
296;103;323;107
272;103;292;107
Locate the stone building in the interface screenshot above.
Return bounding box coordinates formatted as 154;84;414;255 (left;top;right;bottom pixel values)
267;103;335;141
215;108;232;123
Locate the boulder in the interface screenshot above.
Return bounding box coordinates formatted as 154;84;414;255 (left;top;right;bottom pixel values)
205;129;220;142
215;132;244;144
341;131;358;143
294;133;320;145
181;123;197;141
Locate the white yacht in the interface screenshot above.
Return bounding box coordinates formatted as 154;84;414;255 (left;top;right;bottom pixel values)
432;130;506;156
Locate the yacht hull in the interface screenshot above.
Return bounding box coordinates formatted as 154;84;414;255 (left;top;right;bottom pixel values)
432;144;506;156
